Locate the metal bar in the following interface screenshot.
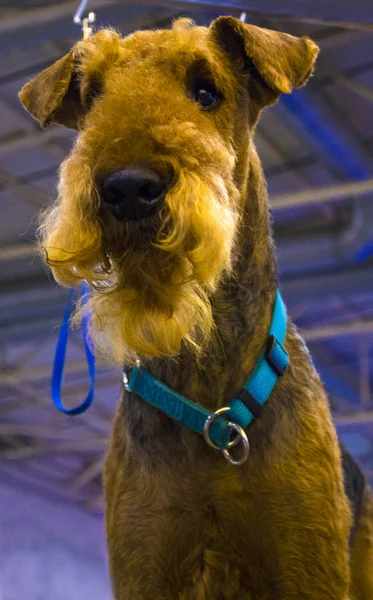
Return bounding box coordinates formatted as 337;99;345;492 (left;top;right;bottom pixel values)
1;0;373;48
73;0;91;24
316;60;373;92
0;360;116;385
0;175;372;235
1;266;372;323
0;423;102;440
1;439;107;460
334;411;373;425
0;0;113;33
280;93;370;181
0;167;47;207
312;29;362;50
7;335;50;367
274;15;373;32
273;54;373;264
283;265;373;305
0;4;177;53
84;495;104;511
0;129;73;158
359;338;371;406
0;243;36;261
271;178;373;209
84;0;373;32
311;348;358;405
337;75;373;104
71;456;105;488
302;319;373;342
0;464;97;503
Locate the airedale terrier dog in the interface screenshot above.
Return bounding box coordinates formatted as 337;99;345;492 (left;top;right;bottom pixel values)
20;17;373;599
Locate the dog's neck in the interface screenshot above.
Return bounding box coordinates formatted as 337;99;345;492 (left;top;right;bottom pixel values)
122;143;279;444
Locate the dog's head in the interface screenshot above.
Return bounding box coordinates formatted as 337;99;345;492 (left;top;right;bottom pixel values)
19;18;318;364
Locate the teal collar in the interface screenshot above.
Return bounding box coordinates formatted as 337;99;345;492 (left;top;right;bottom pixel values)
123;289;289;465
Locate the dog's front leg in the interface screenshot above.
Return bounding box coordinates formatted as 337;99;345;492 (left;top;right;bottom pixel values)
259;456;352;598
179;549;254;600
105;515;252;600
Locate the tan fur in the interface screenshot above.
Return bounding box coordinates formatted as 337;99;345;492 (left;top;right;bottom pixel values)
19;16;373;599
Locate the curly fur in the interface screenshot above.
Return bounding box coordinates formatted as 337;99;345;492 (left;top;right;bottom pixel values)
32;25;243;364
19;16;373;600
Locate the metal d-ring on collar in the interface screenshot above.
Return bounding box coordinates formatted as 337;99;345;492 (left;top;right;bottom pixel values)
124;365;249;465
121;290;289;467
122;359;141;390
203;407;250;466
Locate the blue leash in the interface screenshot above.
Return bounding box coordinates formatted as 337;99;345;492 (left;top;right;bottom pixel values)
52;281;96;415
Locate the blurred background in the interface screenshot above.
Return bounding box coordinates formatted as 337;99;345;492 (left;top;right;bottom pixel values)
0;0;372;598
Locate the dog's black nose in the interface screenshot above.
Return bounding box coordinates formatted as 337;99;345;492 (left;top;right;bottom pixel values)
101;167;166;221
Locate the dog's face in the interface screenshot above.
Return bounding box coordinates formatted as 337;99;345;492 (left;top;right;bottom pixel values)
19;18;318;364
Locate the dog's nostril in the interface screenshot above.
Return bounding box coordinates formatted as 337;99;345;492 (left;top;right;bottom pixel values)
139;181;164;203
101;167;167;221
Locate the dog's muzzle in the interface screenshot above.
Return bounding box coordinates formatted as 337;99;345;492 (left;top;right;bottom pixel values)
101;167;167;221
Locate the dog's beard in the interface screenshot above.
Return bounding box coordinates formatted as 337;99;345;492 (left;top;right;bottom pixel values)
39;160;239;365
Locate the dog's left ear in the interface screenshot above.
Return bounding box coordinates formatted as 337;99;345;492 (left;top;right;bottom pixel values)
210;17;319;105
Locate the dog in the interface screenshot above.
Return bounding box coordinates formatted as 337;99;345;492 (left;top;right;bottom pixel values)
19;16;373;599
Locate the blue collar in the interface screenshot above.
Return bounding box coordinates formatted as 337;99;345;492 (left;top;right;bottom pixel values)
123;289;289;465
51;283;287;465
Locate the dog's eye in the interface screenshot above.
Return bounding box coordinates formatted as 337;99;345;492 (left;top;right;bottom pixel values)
192;79;221;110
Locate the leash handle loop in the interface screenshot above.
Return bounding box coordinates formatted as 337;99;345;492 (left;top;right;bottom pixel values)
51;281;95;415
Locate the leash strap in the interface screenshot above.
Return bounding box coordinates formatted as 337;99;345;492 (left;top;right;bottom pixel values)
51;281;96;415
124;290;289;449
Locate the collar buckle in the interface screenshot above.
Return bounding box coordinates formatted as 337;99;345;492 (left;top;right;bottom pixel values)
265;334;288;377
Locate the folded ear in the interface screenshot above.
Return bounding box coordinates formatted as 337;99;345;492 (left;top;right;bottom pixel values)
210;16;319;105
19;51;80;129
19;29;121;130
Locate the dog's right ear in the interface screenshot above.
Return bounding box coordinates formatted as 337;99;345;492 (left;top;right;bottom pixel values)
19;29;120;130
19;51;81;129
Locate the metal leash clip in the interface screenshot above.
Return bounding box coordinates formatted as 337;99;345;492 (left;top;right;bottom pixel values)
203;407;249;466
